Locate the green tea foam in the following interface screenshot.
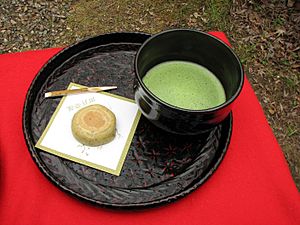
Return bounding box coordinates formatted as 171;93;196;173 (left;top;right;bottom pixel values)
142;61;226;110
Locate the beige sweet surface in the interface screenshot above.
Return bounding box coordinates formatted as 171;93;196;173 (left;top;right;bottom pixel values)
72;104;116;146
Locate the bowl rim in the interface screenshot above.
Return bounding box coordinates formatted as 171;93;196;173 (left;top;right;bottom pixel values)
134;28;244;113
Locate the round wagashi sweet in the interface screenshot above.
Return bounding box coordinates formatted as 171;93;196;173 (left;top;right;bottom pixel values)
71;104;116;146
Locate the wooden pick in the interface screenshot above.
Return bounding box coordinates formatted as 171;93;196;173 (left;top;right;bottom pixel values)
44;86;117;98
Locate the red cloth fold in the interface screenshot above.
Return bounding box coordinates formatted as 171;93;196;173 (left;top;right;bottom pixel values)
0;32;299;225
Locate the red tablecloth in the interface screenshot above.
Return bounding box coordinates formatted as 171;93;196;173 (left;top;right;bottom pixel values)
1;32;299;225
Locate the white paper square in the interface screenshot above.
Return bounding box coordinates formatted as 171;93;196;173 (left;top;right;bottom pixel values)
36;83;141;176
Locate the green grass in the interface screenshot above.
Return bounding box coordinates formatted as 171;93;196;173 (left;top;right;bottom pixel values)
272;16;285;26
205;0;232;31
66;0;234;43
281;59;290;66
237;43;257;65
287;125;298;137
282;75;298;89
66;0;206;41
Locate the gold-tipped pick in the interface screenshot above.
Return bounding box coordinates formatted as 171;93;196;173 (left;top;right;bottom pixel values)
44;86;117;98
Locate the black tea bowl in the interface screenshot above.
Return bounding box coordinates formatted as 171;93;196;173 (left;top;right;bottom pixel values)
134;29;244;135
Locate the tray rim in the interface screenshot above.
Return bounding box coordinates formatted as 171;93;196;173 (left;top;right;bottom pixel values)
22;32;232;209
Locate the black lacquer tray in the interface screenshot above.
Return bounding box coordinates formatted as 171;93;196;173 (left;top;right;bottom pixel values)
23;33;232;209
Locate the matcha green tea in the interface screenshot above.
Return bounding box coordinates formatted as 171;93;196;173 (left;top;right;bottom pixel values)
142;61;226;110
